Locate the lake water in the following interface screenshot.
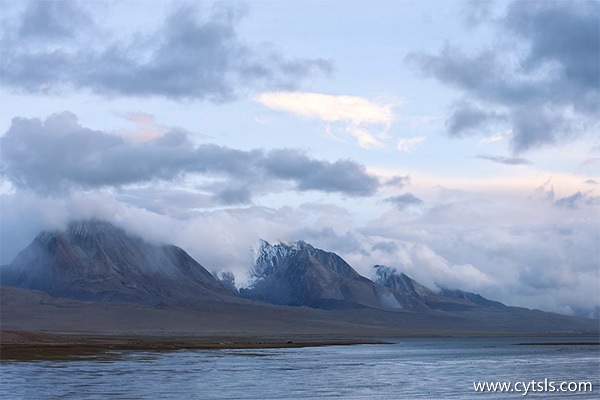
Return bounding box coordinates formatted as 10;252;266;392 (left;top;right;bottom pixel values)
1;337;598;399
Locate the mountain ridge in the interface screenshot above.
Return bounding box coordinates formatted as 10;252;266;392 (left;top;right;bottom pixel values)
1;220;598;337
373;264;507;311
0;220;593;324
239;239;393;309
239;241;509;312
1;220;237;306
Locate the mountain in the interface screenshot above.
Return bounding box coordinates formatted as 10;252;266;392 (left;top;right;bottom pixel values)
373;265;506;311
239;241;508;312
1;222;597;339
240;240;402;309
0;220;235;305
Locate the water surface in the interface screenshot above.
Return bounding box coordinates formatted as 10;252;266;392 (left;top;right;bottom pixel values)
2;337;598;399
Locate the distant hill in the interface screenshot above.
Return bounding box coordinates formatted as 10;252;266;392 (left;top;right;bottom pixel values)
0;220;236;306
373;265;506;311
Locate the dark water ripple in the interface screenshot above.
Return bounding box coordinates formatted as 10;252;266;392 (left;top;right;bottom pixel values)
1;337;599;399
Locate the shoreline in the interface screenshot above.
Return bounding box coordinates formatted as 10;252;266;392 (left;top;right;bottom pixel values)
515;342;600;346
0;330;385;361
2;330;599;361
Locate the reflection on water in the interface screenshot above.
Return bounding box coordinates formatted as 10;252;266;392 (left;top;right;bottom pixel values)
1;337;599;399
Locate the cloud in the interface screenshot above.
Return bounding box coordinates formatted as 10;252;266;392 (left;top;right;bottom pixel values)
531;179;556;203
479;131;513;144
396;136;426;152
292;226;493;293
255;91;396;148
446;103;504;136
1;173;598;317
477;155;531;165
363;183;600;317
0;111;380;199
384;193;424;210
1;2;331;101
462;0;495;27
407;0;599;152
554;191;600;209
581;157;600;167
584;179;598;185
259;149;379;195
114;187;214;219
18;0;93;39
383;175;410;188
116;112;172;142
0;192;288;285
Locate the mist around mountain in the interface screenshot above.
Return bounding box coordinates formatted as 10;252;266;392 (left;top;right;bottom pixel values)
238;240;507;312
238;240;400;309
0;220;236;306
373;265;506;311
1;220;597;336
0;221;571;313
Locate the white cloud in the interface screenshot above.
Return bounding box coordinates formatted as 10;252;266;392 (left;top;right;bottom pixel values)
397;136;426;152
479;130;513;144
116;112;170;141
255;91;397;148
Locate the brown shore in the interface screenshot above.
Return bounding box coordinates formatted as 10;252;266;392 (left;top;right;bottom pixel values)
2;287;598;361
3;329;599;361
0;330;386;361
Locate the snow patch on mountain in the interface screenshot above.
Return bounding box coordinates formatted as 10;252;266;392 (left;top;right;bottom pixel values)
373;265;434;298
251;239;314;280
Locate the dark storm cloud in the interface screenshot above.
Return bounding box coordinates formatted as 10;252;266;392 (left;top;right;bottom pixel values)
0;112;379;199
505;1;599;91
384;193;424;210
407;0;599;152
1;2;331;101
476;155;531;166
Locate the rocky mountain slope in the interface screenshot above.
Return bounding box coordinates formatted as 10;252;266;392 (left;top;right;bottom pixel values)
0;220;236;305
373;265;506;311
239;240;402;309
0;222;541;313
239;240;507;312
1;221;597;336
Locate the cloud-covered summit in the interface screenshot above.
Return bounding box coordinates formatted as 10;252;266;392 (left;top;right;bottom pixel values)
1;1;331;101
408;0;599;152
0;112;379;200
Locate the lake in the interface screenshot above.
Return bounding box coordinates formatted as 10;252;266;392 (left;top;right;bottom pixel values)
1;337;598;399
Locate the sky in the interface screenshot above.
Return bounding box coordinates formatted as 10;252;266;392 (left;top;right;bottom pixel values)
0;0;598;317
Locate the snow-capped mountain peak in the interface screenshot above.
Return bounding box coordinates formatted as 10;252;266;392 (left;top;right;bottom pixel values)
251;239;316;279
373;265;433;298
